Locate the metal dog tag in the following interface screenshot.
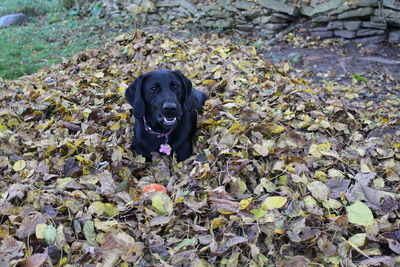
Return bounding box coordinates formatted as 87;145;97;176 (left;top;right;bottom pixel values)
159;144;172;155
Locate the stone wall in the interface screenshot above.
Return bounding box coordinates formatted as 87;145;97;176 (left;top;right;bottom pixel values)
103;0;400;44
308;0;400;44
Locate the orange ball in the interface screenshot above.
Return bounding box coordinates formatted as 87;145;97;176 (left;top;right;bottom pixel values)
143;184;167;192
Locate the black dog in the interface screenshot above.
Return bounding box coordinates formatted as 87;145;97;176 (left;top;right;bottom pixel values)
125;69;208;161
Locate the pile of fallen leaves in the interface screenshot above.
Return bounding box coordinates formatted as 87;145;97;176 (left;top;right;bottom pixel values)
0;30;399;266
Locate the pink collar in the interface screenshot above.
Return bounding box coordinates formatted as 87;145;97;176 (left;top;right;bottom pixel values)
142;116;174;139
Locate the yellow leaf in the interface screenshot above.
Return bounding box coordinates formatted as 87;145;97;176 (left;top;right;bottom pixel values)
228;122;246;133
0;124;9;131
13;160;26;172
110;122;120;131
309;144;322;158
83;108;92;118
239;197;253;210
242;46;256;55
94;72;104;78
328;169;344;179
360;162;372;173
94;218;118;231
36;223;48;239
116;113;128;120
202;79;217;86
0;225;9;239
378;117;389;123
90;201;105;215
317;142;331;152
253;144;269;157
283;62;290;73
268;124;285;134
261;196;288;210
74;139;85;147
211;217;226;230
314;171;327;179
217;209;235;215
75;155;93;166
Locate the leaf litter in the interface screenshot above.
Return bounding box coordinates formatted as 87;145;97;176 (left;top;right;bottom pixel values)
0;30;399;266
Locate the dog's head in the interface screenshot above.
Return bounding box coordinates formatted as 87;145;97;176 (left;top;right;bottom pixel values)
125;69;193;130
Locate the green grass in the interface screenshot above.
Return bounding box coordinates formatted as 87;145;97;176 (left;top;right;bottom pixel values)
0;17;125;80
0;0;128;80
0;0;65;17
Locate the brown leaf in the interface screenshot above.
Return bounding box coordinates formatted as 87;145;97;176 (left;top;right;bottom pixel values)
22;250;49;267
326;179;350;199
62;121;80;132
214;236;248;256
150;216;171;226
284;255;310;267
208;197;239;213
16;212;47;239
184;198;207;213
317;234;337;256
0;236;25;265
98;171;117;196
357;256;395;267
63;157;82;177
3;183;28;201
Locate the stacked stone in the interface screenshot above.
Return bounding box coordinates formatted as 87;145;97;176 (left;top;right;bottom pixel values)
308;0;400;44
379;0;400;43
252;0;298;38
101;0;399;44
163;0;299;37
232;1;264;34
153;0;196;24
194;1;236;30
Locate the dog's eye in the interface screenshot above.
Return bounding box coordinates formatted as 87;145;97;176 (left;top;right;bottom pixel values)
172;84;179;89
151;86;157;91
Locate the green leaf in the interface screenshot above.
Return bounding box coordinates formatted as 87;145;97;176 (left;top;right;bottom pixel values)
346;201;374;226
152;191;173;216
348;233;367;248
13;160;26;172
307;181;330;202
44;225;57;245
36;224;57;245
83;220;96;245
104;203;118;217
173;237;198;251
352;74;368;83
250;209;266;220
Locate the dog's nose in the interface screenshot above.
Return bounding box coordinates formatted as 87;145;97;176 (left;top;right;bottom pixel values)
163;103;177;114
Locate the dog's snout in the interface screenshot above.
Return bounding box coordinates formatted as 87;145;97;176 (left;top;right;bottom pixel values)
163;103;177;114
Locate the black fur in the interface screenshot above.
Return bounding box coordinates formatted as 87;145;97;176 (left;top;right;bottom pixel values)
125;69;208;161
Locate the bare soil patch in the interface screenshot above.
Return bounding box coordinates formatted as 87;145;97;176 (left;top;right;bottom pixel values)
263;39;400;89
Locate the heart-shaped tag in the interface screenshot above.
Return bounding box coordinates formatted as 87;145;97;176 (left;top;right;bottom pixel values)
159;143;172;155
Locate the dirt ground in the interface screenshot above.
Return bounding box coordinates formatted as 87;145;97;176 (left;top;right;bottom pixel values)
263;39;400;89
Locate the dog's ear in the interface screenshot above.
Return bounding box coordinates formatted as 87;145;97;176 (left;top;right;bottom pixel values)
125;75;145;118
173;70;193;111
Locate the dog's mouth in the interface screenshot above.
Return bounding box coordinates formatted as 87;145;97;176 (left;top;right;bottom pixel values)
163;116;177;126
